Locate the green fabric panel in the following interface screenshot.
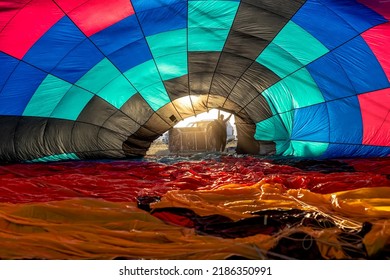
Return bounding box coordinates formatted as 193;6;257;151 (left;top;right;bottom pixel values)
188;1;239;51
124;60;161;90
155;52;188;80
76;58;121;93
255;112;295;156
283;140;329;157
283;68;325;109
146;29;187;58
255;114;290;142
51;86;93;120
28;153;80;163
262;83;294;115
188;27;230;51
97;75;137;109
140;82;170;111
23;75;72;117
188;1;239;29
272;21;329;66
263;68;325;114
257;42;304;78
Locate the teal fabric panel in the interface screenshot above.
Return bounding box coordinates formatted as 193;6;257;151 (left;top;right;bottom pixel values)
188;1;239;51
124;60;161;90
282;68;325;109
155;52;188;80
257;42;304;78
97;75;137;109
147;29;187;58
188;27;230;51
263;68;325;114
140;82;170;111
147;29;188;80
269;21;329;66
255;114;290;142
284;140;329;157
76;58;121;93
51;86;94;120
28;153;79;163
23;75;72;117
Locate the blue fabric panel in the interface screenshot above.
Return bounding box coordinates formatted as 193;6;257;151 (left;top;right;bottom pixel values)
23;17;85;72
291;103;329;142
108;38;152;73
0;62;46;115
327;96;362;145
0;53;19;90
319;0;387;33
137;2;187;37
51;39;104;84
322;144;390;158
293;0;358;50
131;0;186;12
90;15;143;56
333;36;390;94
307;52;356;101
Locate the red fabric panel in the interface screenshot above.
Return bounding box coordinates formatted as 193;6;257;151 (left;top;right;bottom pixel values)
359;0;390;20
362;22;390;80
359;89;390;147
62;0;135;37
53;0;90;13
0;0;64;59
0;0;30;30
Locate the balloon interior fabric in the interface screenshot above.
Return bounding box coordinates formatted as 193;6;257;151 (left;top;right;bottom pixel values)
0;0;390;162
0;156;389;259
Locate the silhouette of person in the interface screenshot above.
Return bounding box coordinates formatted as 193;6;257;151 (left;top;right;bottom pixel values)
207;114;231;152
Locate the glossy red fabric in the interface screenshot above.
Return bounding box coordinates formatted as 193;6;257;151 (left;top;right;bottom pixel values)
0;157;388;204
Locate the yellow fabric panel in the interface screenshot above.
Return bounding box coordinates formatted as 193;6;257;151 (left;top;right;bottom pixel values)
0;199;276;259
151;181;390;223
1;183;390;259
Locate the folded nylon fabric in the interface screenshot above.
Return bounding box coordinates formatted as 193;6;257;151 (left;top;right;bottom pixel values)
1;183;389;259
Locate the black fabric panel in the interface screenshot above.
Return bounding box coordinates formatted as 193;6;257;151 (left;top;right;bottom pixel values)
15;117;47;160
72;121;100;154
189;72;214;95
233;2;293;42
224;30;269;60
243;0;306;19
122;136;151;157
95;128;127;157
142;112;173;135
154;102;182;127
242;62;280;93
188;52;219;95
220;98;242;115
172;96;199;119
209;72;240;101
234;117;261;154
77;96;117;127
206;94;232;111
120;93;154;126
228;78;263;109
44;118;75;155
0;116;17;161
243;95;273;123
103;111;141;136
164;75;189;100
188;52;220;73
183;94;209;116
215;51;253;78
0;116;80;162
